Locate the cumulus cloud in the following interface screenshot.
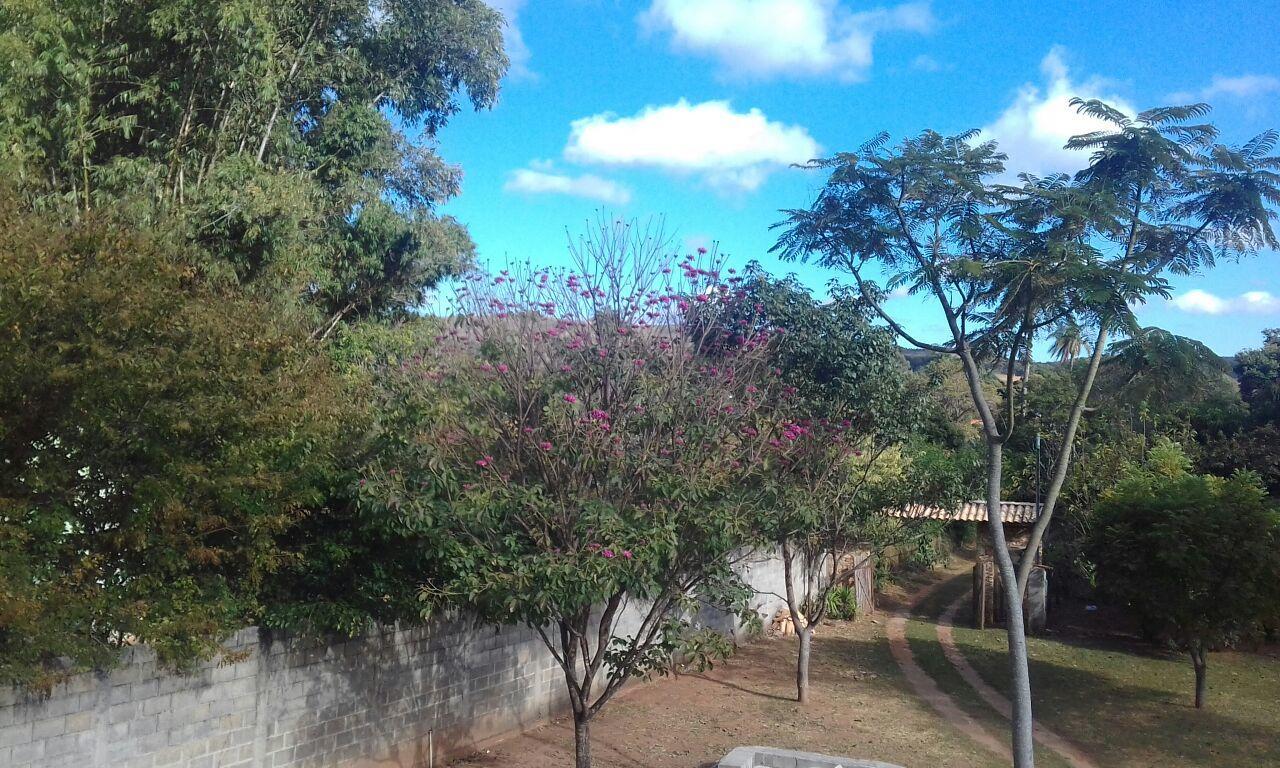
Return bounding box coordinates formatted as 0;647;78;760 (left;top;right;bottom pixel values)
639;0;935;81
564;99;820;193
1169;289;1280;315
1168;74;1280;103
486;0;533;79
981;47;1135;179
505;164;632;205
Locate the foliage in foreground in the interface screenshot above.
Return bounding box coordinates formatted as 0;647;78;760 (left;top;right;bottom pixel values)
1089;440;1280;708
0;199;343;688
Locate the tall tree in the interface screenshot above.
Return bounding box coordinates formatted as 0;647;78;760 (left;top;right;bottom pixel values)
774;130;1066;766
1013;107;1280;596
1049;322;1087;368
773;103;1277;765
0;0;507;325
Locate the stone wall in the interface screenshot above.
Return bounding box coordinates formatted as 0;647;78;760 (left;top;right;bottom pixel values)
0;548;799;768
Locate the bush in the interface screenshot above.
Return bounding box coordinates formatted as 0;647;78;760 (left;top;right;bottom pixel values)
825;585;858;620
1089;442;1280;708
0;201;342;688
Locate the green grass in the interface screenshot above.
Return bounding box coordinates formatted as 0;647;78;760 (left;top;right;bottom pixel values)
903;576;1071;768
914;573;1280;768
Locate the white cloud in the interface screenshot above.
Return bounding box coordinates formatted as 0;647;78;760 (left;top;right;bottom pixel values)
564;99;820;193
1239;291;1280;313
1169;289;1280;315
486;0;533;79
1171;289;1229;315
504;165;632;205
981;47;1135;179
640;0;935;81
1168;74;1280;103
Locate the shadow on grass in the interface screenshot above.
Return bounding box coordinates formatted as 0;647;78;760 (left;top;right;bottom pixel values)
901;572;1280;768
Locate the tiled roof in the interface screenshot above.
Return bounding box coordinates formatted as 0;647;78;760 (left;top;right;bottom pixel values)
889;501;1043;524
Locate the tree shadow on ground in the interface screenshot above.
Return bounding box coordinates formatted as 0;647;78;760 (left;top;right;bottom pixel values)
686;671;796;703
894;619;1280;768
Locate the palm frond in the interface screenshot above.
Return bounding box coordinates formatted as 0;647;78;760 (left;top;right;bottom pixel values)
1070;98;1131;127
1137;103;1212;126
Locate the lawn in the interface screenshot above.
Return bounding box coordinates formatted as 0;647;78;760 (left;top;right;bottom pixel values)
908;568;1280;768
449;564;1280;768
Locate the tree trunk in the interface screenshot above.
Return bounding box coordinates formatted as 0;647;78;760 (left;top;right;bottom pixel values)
780;539;811;704
573;710;592;768
1192;649;1207;709
796;626;812;704
1015;323;1110;596
985;441;1036;768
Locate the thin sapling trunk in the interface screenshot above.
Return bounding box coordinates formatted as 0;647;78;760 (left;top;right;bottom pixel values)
1191;646;1208;709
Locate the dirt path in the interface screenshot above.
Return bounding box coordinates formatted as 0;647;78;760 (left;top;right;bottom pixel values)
449;593;1009;768
935;594;1099;768
885;580;1013;762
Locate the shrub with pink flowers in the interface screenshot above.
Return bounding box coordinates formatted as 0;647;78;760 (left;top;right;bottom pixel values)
366;218;788;768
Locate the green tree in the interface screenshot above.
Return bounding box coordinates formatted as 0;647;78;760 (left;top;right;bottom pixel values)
1236;328;1280;425
0;198;342;688
1049;322;1088;368
1198;329;1280;495
773;104;1278;766
773;128;1103;765
697;269;946;703
1104;327;1231;413
1012;106;1279;601
1090;442;1280;708
0;0;507;325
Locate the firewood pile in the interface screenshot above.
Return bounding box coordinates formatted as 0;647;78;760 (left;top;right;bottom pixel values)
770;608;811;637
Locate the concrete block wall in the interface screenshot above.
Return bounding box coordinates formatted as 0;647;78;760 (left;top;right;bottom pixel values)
1;547;798;768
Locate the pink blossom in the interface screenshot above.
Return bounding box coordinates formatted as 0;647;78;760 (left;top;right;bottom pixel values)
622;550;633;559
697;246;708;254
563;394;578;404
602;549;615;558
539;441;553;451
476;456;493;468
497;363;510;374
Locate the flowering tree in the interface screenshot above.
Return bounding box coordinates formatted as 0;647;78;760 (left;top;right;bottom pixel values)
364;219;786;768
699;271;953;703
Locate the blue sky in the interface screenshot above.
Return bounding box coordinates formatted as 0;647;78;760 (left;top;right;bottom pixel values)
427;0;1280;354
